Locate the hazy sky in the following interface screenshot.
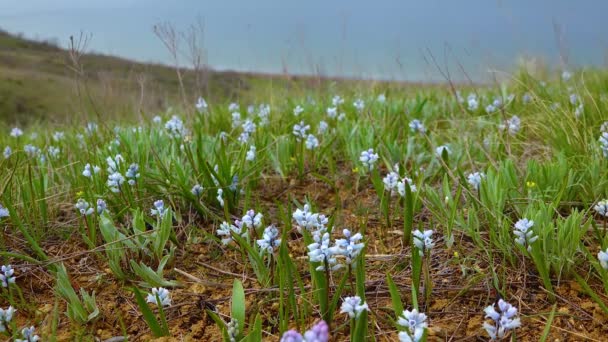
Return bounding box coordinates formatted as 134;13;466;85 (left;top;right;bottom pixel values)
2;1;607;81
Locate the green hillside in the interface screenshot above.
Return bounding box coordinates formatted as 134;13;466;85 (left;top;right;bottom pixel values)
0;29;267;125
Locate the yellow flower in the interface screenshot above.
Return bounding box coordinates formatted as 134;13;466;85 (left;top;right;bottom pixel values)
352;167;359;173
526;181;536;188
76;191;84;197
453;251;459;258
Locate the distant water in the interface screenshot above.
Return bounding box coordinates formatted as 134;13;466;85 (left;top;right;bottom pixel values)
1;0;607;82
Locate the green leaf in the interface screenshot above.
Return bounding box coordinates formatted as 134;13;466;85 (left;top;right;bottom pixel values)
573;273;608;314
231;279;246;339
411;242;422;310
129;260;178;288
206;309;231;342
354;251;368;339
244;314;262;342
403;181;414;246
386;273;404;319
328;270;350;325
540;303;557;342
132;287;167;337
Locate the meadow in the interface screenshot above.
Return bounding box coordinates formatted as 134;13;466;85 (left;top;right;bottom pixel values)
2;59;608;341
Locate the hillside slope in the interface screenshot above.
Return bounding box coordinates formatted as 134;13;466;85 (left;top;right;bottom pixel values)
0;30;267;125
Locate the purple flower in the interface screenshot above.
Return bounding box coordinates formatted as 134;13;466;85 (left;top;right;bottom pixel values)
280;330;303;342
303;321;329;342
280;321;329;342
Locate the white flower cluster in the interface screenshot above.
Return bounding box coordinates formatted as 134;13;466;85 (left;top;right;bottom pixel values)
499;115;521;135
0;265;16;287
47;146;60;159
0;203;9;218
229;102;239;112
326;106;337;119
82;163;101;178
246;145;256;162
257;104;271;126
24;144;40;158
151;200;168;217
146;287;172;307
397;309;428;342
195;97;208;113
292;120;320;149
106;154;125;193
305;134;319;150
231;111;242;129
329;108;346;121
191;184;204;197
257;224;281;254
293;105;304;116
216;189;224;207
467;93;479;111
383;171;400;195
297;204;365;272
435;145;451;158
359;148;379;171
353;98;365;112
10;127;24;138
0;306;16;332
165;115;188;138
238;119;256;143
75;199;94;216
227;319;239;342
332;95;344;107
383;171;417;197
594;199;608;217
413;230;434;256
574;102;584;118
47;134;63;149
217;221;245;245
308;231;341;271
397;177;416;198
333;229;365;265
126;163;140;185
318;121;329;135
340;296;368;319
293;121;310;141
217;209;263;245
598;248;608;270
96;199;107;215
16;326;41;342
86;122;98;135
467;172;486;190
409;119;426;134
105;154;139;192
241;209;263;229
483;299;521;340
599;131;608;158
292;204;328;233
485;97;502;113
513;218;538;252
